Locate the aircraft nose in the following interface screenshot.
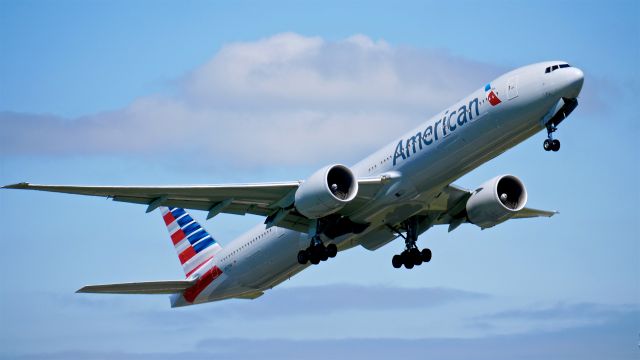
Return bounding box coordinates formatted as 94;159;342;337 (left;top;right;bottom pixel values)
561;67;584;98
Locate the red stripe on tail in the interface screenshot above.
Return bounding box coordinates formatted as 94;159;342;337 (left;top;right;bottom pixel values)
178;247;196;264
170;229;186;245
163;212;175;225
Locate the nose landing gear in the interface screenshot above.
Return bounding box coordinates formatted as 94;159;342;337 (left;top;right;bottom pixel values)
542;96;578;153
543;123;561;152
389;217;432;269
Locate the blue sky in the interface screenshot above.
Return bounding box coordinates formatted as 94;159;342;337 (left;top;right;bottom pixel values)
0;0;638;359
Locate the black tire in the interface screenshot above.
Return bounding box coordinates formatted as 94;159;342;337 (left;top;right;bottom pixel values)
402;252;414;269
310;254;320;265
320;246;329;261
297;250;308;265
327;244;338;258
392;255;402;268
410;248;423;266
543;139;552;151
421;248;432;262
552;139;560;152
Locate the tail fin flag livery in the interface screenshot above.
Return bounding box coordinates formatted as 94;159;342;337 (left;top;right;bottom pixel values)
160;207;222;278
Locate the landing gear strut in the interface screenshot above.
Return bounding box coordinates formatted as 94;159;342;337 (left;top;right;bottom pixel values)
543;123;561;152
543;97;578;152
297;220;337;265
389;218;432;269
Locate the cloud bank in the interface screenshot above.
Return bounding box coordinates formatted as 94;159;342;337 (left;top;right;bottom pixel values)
9;304;638;360
0;33;502;167
4;286;636;359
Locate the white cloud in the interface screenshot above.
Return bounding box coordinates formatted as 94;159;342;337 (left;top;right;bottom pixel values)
1;33;502;168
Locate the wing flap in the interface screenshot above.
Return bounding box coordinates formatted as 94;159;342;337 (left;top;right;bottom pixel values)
76;280;196;294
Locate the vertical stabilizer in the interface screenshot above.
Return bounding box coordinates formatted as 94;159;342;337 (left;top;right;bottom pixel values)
160;207;222;277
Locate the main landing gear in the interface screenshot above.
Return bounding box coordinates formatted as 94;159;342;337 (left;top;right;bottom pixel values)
543;123;561;152
297;238;337;265
389;218;432;269
297;219;337;265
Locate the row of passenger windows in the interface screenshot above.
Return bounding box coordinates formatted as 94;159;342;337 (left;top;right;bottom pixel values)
545;64;571;73
368;155;393;172
220;227;274;262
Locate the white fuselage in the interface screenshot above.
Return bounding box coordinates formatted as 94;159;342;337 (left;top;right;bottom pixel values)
172;61;584;307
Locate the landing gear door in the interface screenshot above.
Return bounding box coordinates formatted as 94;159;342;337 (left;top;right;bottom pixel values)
507;76;519;100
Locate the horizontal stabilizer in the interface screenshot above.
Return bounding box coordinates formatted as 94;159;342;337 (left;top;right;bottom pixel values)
76;280;196;294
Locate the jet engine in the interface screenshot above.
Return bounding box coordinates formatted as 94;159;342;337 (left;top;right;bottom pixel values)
466;175;528;229
295;164;358;219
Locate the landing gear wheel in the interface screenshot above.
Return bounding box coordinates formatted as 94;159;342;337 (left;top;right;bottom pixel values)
297;250;308;265
543;139;552;151
410;248;423;266
421;248;432;262
319;246;329;261
392;255;403;269
300;220;339;265
326;244;338;258
551;139;560;152
401;252;414;269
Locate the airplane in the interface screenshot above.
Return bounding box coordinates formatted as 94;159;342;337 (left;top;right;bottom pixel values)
3;61;584;307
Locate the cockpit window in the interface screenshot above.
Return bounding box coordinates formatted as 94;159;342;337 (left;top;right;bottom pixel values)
545;63;571;73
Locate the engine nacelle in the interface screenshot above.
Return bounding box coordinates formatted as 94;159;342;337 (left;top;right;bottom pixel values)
466;175;528;229
295;164;358;219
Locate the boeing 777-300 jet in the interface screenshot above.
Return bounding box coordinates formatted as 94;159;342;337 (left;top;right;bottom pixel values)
3;61;584;307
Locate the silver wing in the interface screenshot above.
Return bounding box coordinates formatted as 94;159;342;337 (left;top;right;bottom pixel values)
3;179;555;234
3;178;389;233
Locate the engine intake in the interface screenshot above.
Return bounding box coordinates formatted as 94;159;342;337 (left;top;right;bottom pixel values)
295;164;358;219
466;175;528;229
